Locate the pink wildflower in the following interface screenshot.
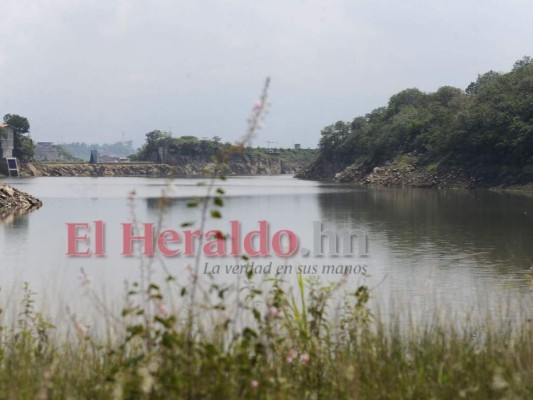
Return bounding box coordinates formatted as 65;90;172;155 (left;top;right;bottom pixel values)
157;301;169;316
251;380;259;389
287;348;298;364
300;353;310;364
269;306;279;318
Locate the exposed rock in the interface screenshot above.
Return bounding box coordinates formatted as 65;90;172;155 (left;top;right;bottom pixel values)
19;154;308;178
336;160;476;189
298;155;481;189
295;156;339;180
0;183;43;220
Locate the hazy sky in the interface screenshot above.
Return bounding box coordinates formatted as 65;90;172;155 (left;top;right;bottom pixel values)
0;0;531;148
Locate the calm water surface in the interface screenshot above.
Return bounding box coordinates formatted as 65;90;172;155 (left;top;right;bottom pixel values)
1;175;532;324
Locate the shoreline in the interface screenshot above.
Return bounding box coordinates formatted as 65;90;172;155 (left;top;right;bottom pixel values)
4;161;532;193
0;182;42;218
296;155;533;191
15;159;307;178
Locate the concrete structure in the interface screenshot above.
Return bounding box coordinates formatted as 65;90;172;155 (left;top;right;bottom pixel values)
0;124;15;159
89;150;98;164
157;146;168;164
0;124;19;176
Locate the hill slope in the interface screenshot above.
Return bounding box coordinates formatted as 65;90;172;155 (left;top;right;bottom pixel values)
297;57;533;188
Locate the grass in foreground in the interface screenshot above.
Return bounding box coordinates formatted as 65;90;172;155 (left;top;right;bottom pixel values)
0;276;532;400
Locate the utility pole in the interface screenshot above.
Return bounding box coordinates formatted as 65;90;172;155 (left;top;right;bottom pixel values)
265;140;278;149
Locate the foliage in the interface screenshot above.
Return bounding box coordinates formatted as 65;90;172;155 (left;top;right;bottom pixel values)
3;114;30;135
132;132;221;161
13;134;36;161
312;57;533;181
132;133;317;165
3;113;35;161
61;141;136;161
0;275;532;399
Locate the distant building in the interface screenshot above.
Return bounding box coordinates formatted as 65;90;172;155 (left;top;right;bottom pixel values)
0;124;15;159
294;144;301;149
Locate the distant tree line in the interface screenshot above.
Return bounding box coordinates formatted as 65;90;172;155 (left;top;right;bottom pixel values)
132;131;317;164
61;141;136;161
131;132;229;161
314;56;533;178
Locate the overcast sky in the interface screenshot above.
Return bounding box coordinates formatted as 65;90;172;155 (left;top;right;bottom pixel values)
0;0;531;148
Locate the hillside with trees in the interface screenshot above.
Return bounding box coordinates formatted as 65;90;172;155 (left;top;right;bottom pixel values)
132;132;317;174
297;57;533;188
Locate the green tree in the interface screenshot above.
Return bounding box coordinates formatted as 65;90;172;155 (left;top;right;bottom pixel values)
3;113;34;161
14;135;36;161
465;70;501;96
145;130;169;145
318;121;350;156
387;88;427;114
513;56;533;71
3;114;30;134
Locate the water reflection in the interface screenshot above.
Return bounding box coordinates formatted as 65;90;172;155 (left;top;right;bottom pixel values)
316;187;533;278
0;206;38;227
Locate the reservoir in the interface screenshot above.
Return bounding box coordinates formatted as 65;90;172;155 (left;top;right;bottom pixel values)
1;175;532;326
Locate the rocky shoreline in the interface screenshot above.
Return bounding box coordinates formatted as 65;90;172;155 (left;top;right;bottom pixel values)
21;163;180;177
333;161;478;189
0;183;42;219
295;155;530;190
19;154;307;178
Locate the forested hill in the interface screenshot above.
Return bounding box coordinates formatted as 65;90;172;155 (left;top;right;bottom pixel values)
297;57;533;188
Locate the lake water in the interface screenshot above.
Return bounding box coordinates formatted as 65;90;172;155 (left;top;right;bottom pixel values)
1;175;532;326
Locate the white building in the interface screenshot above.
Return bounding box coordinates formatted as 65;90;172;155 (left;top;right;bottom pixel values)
0;124;15;159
